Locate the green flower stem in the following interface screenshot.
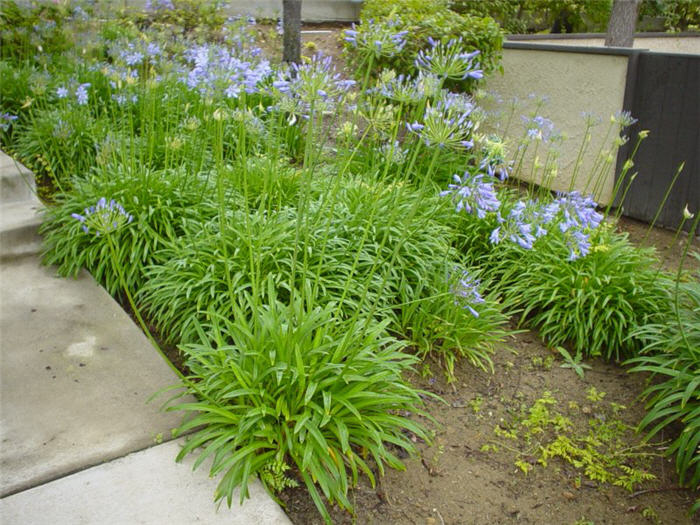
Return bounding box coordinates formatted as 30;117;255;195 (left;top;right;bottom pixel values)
675;211;700;351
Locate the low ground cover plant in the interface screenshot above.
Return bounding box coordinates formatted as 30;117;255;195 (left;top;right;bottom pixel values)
483;389;658;490
2;0;697;520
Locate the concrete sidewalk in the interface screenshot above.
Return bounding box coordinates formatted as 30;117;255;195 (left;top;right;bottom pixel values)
0;151;290;523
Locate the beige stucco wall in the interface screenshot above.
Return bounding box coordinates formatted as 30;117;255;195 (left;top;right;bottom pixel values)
510;37;700;55
481;49;630;204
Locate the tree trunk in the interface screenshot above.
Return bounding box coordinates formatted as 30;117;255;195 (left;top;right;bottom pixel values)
605;0;641;47
282;0;302;65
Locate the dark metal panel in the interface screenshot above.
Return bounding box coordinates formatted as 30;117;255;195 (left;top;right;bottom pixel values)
618;52;700;232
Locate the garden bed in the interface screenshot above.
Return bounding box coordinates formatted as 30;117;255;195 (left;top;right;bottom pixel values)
2;2;698;524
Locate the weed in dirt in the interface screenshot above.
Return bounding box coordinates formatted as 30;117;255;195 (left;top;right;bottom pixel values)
483;390;659;492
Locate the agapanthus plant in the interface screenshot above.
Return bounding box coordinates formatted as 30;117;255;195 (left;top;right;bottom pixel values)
343;17;408;59
71;197;133;236
271;54;355;118
415;37;483;82
406;92;476;150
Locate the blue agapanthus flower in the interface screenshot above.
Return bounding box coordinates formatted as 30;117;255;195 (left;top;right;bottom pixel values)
75;83;90;106
72;198;133;236
440;172;500;219
0;113;18;132
450;268;485;318
415;37;483;81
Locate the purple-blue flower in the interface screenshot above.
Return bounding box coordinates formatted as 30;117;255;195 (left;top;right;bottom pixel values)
450;268;485;318
76;83;90;106
0;113;18;132
72;198;133;236
440;172;500;219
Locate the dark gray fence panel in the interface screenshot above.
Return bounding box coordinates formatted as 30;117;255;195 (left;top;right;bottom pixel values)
618;52;700;232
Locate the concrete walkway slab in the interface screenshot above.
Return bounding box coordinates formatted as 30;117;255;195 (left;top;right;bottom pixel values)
0;438;291;524
0;257;190;497
0;152;35;204
0;200;43;258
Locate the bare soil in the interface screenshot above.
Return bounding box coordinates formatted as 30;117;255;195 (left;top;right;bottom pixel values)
280;326;698;525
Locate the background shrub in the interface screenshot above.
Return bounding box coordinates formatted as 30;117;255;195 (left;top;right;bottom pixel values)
451;0;612;34
354;0;503;83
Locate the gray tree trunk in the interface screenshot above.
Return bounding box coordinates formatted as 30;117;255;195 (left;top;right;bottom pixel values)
605;0;641;47
282;0;302;64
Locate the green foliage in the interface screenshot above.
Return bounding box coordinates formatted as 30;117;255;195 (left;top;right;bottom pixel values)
481;223;672;360
355;0;503;83
140;174;506;376
451;0;612;34
627;253;700;490
0;0;74;63
640;0;700;32
0;60;35;119
171;287;431;522
13;105;107;191
40;164;217;295
123;0;227;40
486;390;657;491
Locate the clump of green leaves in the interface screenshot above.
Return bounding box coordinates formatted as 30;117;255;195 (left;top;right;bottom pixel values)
14;105;109;192
140;174;507;375
171;286;432;522
628;252;700;492
483;390;658;491
451;0;612;34
484;223;673;361
640;0;700;32
40;164;217;295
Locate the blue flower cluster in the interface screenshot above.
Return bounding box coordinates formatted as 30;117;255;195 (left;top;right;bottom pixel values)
117;39;162;68
344;18;408;58
72;198;133;236
415;38;483;81
145;0;175;11
181;43;272;99
56;83;90;106
271;54;356;118
440;171;500;219
521;114;557;142
406;93;475;149
487;192;602;259
490;199;558;250
0;113;18;132
555;191;603;260
450;268;485;318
